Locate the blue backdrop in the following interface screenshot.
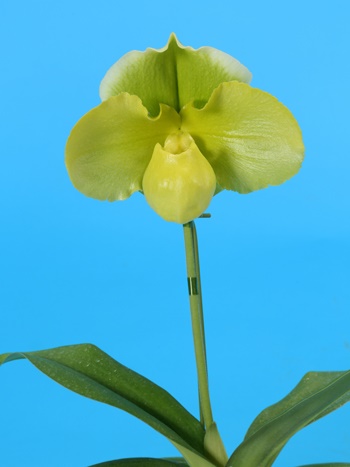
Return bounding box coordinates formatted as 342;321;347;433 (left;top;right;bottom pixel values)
1;1;349;466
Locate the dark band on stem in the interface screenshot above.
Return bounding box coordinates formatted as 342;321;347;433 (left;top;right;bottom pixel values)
187;277;198;295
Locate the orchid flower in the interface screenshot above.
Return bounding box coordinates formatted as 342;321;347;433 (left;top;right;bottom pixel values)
65;34;304;223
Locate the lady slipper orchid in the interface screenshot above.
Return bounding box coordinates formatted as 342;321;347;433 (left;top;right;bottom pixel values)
65;34;304;223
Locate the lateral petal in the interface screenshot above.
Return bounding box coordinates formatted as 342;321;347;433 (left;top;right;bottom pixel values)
181;82;304;194
65;93;180;201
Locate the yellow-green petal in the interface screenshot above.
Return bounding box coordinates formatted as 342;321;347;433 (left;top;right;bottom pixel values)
142;131;216;224
65;93;180;201
181;82;305;194
100;33;252;117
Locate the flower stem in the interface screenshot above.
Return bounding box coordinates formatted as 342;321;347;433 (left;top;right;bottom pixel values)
183;220;213;430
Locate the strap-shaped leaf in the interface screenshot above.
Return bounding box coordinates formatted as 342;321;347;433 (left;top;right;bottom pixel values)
171;441;218;467
245;371;349;440
297;464;350;467
0;344;205;455
227;371;350;467
89;458;188;466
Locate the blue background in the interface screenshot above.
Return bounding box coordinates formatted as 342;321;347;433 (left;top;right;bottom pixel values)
1;1;349;466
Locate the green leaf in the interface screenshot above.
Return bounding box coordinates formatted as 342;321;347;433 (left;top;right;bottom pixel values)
100;33;252;117
227;371;350;467
88;458;188;466
0;344;205;456
244;371;350;440
171;441;218;467
204;422;228;466
163;459;188;464
181;81;304;195
296;464;350;467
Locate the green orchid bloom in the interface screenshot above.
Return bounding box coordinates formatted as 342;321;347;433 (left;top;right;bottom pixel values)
65;34;304;223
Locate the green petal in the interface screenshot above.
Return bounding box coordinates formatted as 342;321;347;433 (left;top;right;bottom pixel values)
181;82;305;194
65;93;180;201
100;33;252;117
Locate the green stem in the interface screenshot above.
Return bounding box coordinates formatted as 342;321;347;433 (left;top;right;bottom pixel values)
183;221;213;430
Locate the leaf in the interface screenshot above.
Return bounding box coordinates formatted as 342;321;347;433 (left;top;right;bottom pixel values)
88;458;188;466
227;371;350;467
204;422;228;466
0;344;205;456
163;459;188;464
244;371;349;440
296;464;350;467
171;441;218;467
